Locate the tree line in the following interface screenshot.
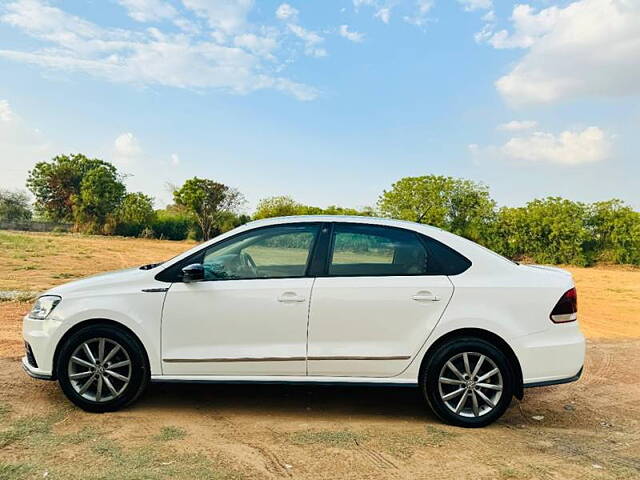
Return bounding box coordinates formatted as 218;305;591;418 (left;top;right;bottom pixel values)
1;154;639;266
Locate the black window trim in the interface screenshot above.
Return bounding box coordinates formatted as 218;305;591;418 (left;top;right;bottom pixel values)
318;222;472;278
155;220;472;283
155;222;324;283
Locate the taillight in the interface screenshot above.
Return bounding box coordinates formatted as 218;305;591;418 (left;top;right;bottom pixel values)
550;287;577;323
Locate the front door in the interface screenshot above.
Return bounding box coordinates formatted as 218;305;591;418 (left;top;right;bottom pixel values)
161;223;321;376
307;223;454;377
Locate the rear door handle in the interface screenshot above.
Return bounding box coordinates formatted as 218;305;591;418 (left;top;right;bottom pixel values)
412;292;440;302
278;292;306;303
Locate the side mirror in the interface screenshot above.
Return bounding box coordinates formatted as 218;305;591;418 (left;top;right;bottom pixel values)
181;263;204;283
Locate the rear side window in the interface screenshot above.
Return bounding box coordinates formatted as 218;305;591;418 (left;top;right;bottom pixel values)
419;234;472;275
328;224;428;276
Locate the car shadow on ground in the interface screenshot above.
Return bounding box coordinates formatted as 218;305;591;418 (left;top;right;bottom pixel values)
135;381;435;421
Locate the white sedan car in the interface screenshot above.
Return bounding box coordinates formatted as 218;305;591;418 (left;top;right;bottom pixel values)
23;216;584;427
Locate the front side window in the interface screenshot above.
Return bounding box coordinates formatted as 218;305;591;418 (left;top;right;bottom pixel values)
328;224;428;276
201;224;320;280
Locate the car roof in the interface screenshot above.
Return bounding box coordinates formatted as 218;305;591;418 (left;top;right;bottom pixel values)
244;215;443;233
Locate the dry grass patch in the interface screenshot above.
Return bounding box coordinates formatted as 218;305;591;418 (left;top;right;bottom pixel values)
0;231;192;292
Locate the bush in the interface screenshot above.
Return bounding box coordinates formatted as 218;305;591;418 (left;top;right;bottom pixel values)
585;200;640;264
151;210;194;241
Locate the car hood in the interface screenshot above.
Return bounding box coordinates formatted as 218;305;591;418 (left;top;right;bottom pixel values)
44;266;152;297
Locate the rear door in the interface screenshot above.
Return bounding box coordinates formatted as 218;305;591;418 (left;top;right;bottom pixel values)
307;223;454;377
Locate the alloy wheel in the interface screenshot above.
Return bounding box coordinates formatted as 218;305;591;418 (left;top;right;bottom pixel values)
437;352;503;418
67;337;132;402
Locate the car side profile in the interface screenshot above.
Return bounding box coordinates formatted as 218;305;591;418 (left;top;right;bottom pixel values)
23;216;585;427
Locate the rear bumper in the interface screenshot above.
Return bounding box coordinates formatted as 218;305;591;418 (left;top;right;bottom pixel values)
524;366;583;388
513;322;586;385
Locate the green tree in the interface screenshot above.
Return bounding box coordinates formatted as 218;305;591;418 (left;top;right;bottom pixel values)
322;205;375;216
586;200;640;264
73;165;126;234
492;198;590;265
116;192;156;237
26;154;114;222
254;196;305;219
377;175;495;241
254;196;376;219
378;175;454;225
173;177;245;241
0;189;32;221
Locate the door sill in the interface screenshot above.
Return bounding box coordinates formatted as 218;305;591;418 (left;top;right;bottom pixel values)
151;375;418;386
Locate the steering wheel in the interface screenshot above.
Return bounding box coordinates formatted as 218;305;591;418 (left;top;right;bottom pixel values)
239;251;258;277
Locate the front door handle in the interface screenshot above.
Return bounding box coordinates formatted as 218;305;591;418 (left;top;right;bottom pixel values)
412;291;440;302
278;292;306;303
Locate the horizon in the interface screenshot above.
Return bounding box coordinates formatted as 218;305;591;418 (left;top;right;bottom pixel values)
1;0;639;212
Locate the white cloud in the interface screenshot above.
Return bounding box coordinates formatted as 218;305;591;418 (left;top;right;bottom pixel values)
117;0;177;22
170;153;180;166
498;120;538;131
0;100;15;122
482;0;640;104
233;32;278;58
0;0;318;101
481;4;560;49
501;127;610;165
275;3;298;21
458;0;492;11
181;0;253;34
114;132;142;164
0;99;53;191
404;0;434;27
339;25;364;43
353;0;435;27
375;8;390;23
288;23;327;57
481;10;495;22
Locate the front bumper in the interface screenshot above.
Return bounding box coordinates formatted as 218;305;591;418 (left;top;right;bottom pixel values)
22;356;54;381
22;314;63;378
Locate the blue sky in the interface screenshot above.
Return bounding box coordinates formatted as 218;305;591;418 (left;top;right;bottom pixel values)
1;0;638;212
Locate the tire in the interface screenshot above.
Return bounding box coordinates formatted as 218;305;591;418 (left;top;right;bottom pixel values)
56;325;149;413
421;337;514;428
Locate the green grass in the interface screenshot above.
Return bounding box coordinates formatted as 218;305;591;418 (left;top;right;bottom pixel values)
154;426;187;442
373;426;456;459
0;410;242;480
0;412;61;448
288;429;365;448
0;462;35;480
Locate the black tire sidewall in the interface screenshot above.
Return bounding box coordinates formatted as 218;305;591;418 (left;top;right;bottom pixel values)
421;337;514;428
56;325;149;413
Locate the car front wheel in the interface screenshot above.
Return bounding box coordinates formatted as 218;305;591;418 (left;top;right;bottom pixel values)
56;325;149;413
421;337;514;427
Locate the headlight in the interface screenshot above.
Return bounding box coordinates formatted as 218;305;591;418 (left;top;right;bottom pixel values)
28;295;61;320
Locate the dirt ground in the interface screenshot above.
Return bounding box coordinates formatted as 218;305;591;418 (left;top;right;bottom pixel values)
1;231;639;479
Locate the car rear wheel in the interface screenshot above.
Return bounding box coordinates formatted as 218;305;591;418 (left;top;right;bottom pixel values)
56;325;149;413
421;337;514;427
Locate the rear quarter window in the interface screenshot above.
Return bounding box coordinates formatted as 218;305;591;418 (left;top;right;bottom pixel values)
419;234;472;275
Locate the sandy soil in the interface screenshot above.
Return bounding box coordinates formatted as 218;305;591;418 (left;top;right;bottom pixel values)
0;232;639;479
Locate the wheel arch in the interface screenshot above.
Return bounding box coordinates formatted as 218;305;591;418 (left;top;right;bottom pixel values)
51;318;150;381
418;328;524;399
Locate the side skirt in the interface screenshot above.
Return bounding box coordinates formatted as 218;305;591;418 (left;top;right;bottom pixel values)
151;375;418;387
